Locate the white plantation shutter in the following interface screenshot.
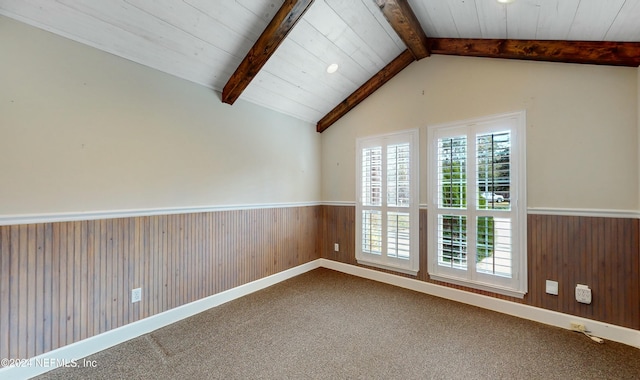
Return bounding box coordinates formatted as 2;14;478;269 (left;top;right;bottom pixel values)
362;147;382;207
438;136;467;209
438;214;467;269
361;146;383;255
436;136;468;270
356;130;419;275
387;143;411;259
476;216;512;277
475;131;513;278
428;112;527;297
387;143;411;207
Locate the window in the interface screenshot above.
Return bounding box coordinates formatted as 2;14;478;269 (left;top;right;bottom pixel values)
356;129;419;275
427;112;527;297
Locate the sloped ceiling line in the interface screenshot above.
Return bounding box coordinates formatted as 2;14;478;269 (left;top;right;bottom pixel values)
221;0;315;105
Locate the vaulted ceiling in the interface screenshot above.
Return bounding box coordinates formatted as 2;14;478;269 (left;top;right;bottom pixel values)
2;0;639;132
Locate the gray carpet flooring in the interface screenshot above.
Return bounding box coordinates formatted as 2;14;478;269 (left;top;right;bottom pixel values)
37;268;640;379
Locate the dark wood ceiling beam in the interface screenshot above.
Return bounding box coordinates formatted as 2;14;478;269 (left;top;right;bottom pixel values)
222;0;314;105
375;0;430;59
428;38;640;67
317;49;415;133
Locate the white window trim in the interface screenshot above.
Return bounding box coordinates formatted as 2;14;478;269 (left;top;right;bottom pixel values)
427;111;527;298
356;129;419;276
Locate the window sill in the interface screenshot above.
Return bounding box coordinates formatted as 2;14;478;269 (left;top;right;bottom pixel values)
428;273;526;299
357;260;418;276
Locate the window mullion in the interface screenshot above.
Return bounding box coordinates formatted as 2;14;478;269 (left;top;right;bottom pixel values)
468;131;477;282
381;144;388;260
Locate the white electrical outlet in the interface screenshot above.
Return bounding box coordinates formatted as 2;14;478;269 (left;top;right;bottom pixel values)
131;288;142;303
575;284;592;304
334;243;339;252
545;280;558;295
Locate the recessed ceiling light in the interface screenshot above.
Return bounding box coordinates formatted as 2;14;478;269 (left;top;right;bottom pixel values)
326;63;339;74
497;0;515;3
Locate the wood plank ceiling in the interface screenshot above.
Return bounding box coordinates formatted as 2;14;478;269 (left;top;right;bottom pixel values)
1;0;639;132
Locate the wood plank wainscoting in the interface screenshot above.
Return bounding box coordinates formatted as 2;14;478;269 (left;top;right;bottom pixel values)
0;206;320;361
320;205;640;330
1;204;638;362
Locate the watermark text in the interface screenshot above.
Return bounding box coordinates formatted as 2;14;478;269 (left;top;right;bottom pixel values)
2;357;98;369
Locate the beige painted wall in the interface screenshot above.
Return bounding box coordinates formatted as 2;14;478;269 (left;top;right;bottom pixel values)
0;17;321;215
321;55;639;211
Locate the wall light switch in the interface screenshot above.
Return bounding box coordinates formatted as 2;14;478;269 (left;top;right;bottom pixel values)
545;280;558;295
334;243;339;252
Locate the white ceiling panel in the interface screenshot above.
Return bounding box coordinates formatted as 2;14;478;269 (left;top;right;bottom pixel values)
506;0;542;39
410;0;458;37
1;0;639;126
324;0;404;62
605;0;640;41
534;0;580;40
446;0;482;37
474;0;507;38
568;0;628;40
